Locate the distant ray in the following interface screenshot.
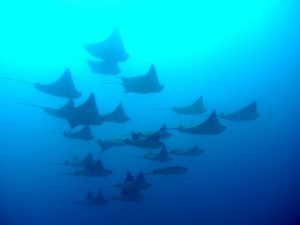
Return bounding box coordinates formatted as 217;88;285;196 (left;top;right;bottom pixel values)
146;166;188;175
76;190;108;207
177;110;226;135
169;144;204;156
112;187;144;202
172;96;207;115
84;27;129;62
67;93;103;128
120;64;164;94
135;124;172;139
63;159;112;177
46;152;95;167
144;145;171;162
96;139;126;153
120;132;165;149
63;126;95;141
87;60;120;75
3;68;81;99
219;101;260;121
102;103;130;123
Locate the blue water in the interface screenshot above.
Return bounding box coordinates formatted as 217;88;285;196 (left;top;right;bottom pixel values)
0;0;299;225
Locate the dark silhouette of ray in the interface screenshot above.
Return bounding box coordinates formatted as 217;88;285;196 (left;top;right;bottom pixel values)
145;166;188;175
112;187;144;202
135;124;172;139
133;172;151;189
76;190;108;207
144;145;171;162
84;27;129;62
66;93;103;128
22;99;75;120
101;103;130;123
96;139;126;153
219;101;260;121
62;159;112;177
87;60;120;75
169;144;204;156
176;110;226;135
45;152;95;167
4;68;81;99
119;132;165;149
63;126;94;140
120;64;164;94
172;96;207;115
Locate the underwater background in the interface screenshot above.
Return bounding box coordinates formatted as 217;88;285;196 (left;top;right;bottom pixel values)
0;0;299;225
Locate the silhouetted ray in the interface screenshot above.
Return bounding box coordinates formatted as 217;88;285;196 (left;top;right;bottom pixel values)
144;145;171;162
113;187;144;202
145;166;188;175
46;152;95;167
67;93;103;128
219;101;260;121
96;139;126;153
84;27;129;62
177;110;226;135
120;132;165;149
22;99;75;120
63;159;112;177
87;60;120;75
63;126;95;140
135;124;172;139
76;190;108;207
133;172;151;189
102;103;130;123
120;64;164;94
172;96;207;115
3;68;81;99
169;144;204;156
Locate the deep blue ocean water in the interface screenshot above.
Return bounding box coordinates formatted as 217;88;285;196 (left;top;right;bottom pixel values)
0;1;299;225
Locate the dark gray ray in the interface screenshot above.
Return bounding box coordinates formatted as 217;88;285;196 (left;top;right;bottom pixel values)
84;27;129;62
112;187;144;202
136;124;172;139
64;159;112;177
66;93;103;128
76;190;108;207
172;96;207;115
146;166;188;175
120;132;165;149
22;99;75;120
87;60;120;75
169;144;204;156
63;126;94;141
121;64;164;94
96;139;126;153
219;101;260;121
3;68;81;99
177;110;226;135
144;145;171;162
34;68;81;99
133;172;151;189
101;103;130;123
64;152;96;167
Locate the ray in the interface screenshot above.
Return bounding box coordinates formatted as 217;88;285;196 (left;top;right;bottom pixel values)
76;190;108;207
135;124;172;139
145;166;188;175
119;132;165;149
219;101;260;121
87;60;121;75
169;144;204;156
101;102;130;123
66;93;103;128
177;110;226;135
63;126;95;141
84;27;129;62
143;145;172;162
96;139;126;153
3;68;81;99
172;96;207;115
120;64;164;94
112;187;144;202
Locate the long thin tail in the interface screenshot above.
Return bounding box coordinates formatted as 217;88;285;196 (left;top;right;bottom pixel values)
152;107;172;110
21;102;48;110
104;82;122;85
1;77;34;85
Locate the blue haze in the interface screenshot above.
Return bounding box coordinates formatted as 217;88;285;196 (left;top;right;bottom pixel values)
0;0;299;225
